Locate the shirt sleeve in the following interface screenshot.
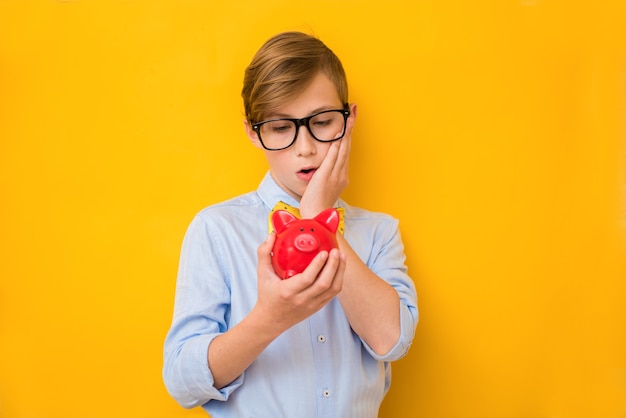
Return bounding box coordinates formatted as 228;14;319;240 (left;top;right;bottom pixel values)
162;214;244;408
358;217;419;362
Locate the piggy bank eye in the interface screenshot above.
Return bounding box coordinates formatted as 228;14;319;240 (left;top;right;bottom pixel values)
299;227;304;231
310;228;315;232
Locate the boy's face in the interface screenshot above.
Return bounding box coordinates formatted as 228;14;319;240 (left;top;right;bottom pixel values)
245;71;356;202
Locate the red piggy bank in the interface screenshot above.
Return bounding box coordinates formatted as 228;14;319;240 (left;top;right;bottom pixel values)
271;208;340;279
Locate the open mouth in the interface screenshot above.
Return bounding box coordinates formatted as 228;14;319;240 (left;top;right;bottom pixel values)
297;167;317;180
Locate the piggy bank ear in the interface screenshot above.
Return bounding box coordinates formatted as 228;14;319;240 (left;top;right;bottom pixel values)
314;208;340;234
272;210;299;234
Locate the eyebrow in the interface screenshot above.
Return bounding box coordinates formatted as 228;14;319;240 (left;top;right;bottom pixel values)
265;105;343;120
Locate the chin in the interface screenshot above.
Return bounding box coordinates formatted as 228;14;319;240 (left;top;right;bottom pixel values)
287;186;305;201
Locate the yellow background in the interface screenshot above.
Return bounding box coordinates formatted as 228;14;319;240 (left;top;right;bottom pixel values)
1;1;625;417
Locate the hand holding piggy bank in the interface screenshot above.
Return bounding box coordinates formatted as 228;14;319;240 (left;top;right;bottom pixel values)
270;208;340;279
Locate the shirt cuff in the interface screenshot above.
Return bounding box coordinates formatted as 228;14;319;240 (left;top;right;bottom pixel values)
177;334;245;407
362;301;417;361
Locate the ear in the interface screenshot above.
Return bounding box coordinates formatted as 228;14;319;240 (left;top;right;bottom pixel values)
272;210;298;234
346;102;358;132
349;102;358;118
244;118;264;150
314;208;340;234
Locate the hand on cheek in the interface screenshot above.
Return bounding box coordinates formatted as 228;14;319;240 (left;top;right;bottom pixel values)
300;136;350;218
300;104;355;218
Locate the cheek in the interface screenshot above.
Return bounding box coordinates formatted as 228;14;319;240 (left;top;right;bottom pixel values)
317;142;333;158
264;151;290;173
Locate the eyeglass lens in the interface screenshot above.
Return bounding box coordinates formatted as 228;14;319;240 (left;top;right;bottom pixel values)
258;110;346;150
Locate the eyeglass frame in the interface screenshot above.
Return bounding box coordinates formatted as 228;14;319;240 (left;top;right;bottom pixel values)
251;104;351;151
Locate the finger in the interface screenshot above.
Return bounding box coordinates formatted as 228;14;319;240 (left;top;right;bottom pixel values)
301;250;329;284
313;248;343;291
303;249;345;308
330;249;347;292
289;249;345;313
334;136;350;175
319;139;340;176
323;140;349;191
257;233;277;275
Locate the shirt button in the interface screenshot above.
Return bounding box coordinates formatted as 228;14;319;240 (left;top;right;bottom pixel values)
317;335;326;343
323;389;331;398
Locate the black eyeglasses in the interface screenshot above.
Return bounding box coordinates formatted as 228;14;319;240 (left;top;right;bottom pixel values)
252;105;350;151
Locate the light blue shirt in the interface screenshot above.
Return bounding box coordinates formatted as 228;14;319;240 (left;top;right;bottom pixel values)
163;172;418;418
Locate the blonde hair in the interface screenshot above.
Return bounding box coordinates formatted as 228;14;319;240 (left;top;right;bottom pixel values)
242;31;348;123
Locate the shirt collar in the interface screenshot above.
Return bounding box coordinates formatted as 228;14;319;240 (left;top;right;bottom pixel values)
257;171;300;211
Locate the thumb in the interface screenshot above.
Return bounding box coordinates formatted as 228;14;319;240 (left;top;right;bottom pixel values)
257;233;277;273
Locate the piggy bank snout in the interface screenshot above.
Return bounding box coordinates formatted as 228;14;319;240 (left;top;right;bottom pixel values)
293;233;319;253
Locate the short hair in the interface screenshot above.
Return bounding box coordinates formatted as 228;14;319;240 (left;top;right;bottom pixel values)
242;31;348;123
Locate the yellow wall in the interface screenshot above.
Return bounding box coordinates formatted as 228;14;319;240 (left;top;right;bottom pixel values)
1;1;625;417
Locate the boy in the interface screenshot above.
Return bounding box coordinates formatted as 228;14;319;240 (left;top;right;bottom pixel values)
163;31;418;417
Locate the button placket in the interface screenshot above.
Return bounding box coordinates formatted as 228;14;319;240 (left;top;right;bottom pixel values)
309;315;334;414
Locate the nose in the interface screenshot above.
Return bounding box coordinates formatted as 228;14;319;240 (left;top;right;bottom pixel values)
293;233;319;253
293;124;317;156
